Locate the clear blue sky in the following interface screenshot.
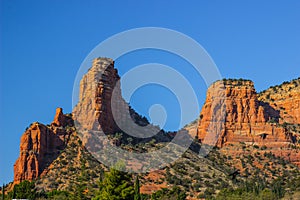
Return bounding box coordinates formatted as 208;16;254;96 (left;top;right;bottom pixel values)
1;0;299;184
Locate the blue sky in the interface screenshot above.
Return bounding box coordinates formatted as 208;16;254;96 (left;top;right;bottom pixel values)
1;0;299;184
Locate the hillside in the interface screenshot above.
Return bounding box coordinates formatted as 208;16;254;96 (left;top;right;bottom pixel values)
258;77;300;124
4;59;300;199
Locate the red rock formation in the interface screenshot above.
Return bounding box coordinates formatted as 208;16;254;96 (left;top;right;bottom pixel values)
73;58;124;134
52;108;66;127
13;108;73;184
196;79;299;165
72;58;158;143
13;59;299;186
197;80;291;146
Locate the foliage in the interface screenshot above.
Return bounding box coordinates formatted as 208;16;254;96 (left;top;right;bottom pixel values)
7;180;46;199
134;175;141;200
215;178;285;200
142;187;186;200
92;162;134;200
46;190;73;200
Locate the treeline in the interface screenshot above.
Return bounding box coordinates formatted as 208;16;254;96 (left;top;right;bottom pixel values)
215;176;300;200
2;162;186;200
2;162;300;199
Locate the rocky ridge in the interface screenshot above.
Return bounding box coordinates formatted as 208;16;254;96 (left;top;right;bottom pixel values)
258;77;300;124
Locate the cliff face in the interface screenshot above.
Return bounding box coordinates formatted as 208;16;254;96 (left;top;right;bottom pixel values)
72;58;125;134
13;108;73;184
72;58;161;147
197;79;294;146
196;79;299;165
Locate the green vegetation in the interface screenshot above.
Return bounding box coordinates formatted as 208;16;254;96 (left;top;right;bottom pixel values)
5;143;300;200
215;178;285;200
46;190;74;200
7;180;45;199
92;162;134;200
140;187;186;200
6;114;300;200
259;77;300;98
134;175;141;200
221;78;252;86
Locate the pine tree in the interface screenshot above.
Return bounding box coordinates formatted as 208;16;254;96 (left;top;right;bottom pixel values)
93;162;134;200
134;175;141;200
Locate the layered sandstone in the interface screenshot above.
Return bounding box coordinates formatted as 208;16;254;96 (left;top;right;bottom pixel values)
73;58;124;134
197;79;297;148
13;108;73;184
72;58;160;145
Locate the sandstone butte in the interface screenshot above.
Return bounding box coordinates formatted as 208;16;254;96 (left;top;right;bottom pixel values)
196;79;300;166
13;57;300;185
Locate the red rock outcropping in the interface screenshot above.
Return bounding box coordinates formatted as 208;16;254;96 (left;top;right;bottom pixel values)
72;58;159;145
13;108;73;184
14;58;161;185
196;79;299;165
72;58;124;134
